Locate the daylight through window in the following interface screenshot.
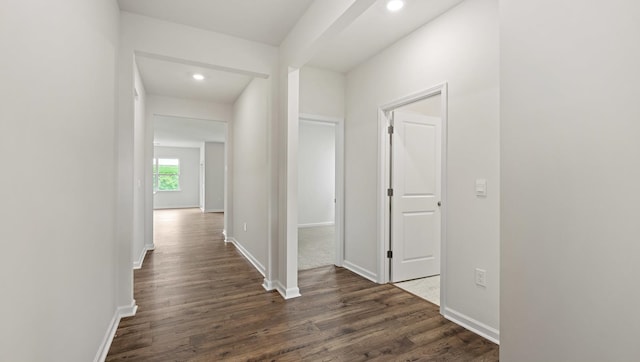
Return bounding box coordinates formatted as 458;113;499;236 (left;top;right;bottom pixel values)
153;158;180;191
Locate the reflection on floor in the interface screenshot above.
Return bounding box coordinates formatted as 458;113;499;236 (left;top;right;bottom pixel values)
395;275;440;306
298;225;335;270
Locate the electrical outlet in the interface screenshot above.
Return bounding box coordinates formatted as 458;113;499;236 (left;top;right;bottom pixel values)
243;222;247;232
475;268;487;287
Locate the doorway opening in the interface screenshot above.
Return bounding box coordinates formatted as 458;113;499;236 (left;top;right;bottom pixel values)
378;83;447;310
297;114;345;271
152;114;227;214
151;115;228;258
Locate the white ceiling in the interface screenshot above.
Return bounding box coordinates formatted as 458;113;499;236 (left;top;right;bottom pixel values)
118;0;314;46
136;55;253;103
307;0;465;72
130;2;464;147
122;0;464;74
154;115;227;148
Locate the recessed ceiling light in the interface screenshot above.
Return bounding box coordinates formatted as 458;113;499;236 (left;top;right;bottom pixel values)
386;0;404;12
192;73;205;81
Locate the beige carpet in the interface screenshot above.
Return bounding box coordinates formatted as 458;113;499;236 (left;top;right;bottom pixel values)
395;275;440;306
298;225;335;270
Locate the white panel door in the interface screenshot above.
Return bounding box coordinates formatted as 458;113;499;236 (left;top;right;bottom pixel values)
391;110;441;282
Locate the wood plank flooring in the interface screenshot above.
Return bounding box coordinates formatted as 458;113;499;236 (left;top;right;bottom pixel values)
107;208;498;361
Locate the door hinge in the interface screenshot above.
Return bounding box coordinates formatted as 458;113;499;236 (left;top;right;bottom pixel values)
387;250;393;258
388;125;394;134
387;188;393;197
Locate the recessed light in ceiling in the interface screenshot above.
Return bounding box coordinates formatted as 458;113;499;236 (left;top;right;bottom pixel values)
386;0;404;12
192;73;205;81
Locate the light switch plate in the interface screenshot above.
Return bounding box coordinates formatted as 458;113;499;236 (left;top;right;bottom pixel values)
475;179;487;197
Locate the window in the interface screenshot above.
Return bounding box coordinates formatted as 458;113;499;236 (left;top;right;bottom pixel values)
153;158;180;191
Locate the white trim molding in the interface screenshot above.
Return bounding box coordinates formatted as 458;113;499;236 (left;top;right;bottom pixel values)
275;281;301;299
95;311;120;362
133;246;150;269
203;209;224;213
443;307;500;345
262;278;276;291
298;221;335;228
94;300;138;362
153;205;200;210
343;260;378;283
119;300;138;318
227;237;266;277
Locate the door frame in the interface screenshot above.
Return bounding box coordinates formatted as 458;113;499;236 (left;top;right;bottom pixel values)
377;82;448;313
299;113;345;267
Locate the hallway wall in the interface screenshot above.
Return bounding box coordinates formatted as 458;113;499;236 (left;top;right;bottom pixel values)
500;0;640;360
0;0;120;360
299;66;345;119
344;0;500;339
231;78;270;273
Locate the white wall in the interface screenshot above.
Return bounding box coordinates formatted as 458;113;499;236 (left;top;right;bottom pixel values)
153;146;201;209
300;66;346;118
147;94;232;124
298;121;336;226
231;78;270;273
345;0;500;336
204;142;225;212
0;0;120;360
401;94;441;117
133;60;148;268
501;1;640;360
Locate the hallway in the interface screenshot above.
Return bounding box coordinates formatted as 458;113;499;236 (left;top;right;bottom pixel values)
107;209;498;361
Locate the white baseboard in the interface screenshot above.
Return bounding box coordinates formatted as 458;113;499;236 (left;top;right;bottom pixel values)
204;209;224;213
275;281;301;299
298;221;335;228
262;278;276;291
94;300;138;362
227;237;266;277
145;243;155;251
119;300;138;318
343;260;378;283
153;205;200;210
133;246;149;270
443;307;500;344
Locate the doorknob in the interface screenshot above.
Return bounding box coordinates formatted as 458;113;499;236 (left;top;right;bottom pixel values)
437;201;441;207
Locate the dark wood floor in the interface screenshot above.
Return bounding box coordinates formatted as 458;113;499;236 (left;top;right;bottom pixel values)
107;208;498;361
